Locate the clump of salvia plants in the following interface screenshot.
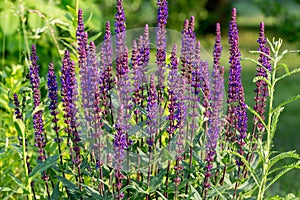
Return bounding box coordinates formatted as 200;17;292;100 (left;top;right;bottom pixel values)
11;0;300;199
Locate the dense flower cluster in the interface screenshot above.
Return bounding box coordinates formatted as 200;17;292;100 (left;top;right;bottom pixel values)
254;22;271;133
156;0;168;90
29;45;47;163
18;1;290;199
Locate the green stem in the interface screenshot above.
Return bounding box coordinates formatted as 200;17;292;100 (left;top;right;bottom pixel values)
258;42;280;200
22;130;33;200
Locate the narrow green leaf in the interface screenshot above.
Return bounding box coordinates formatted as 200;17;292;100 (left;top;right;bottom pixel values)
29;155;58;178
14;118;25;140
248;51;274;61
88;32;102;43
266;161;300;191
156;191;168;200
208;185;229;200
8;173;26;190
273;95;300;115
247;105;268;132
56;176;78;191
190;185;202;200
51;183;60;200
269;151;300;169
229;151;260;187
128;122;144;137
0;187;12;192
276;68;300;82
269;161;300;175
270;107;284;141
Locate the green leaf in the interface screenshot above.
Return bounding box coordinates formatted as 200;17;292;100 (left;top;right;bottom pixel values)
266;161;300;191
277;63;290;75
229;151;260;187
270;107;284;141
14;118;25;139
208;185;229;200
8;173;26;190
273;95;300;115
0;187;12;192
0;10;20;36
29;155;58;178
247;105;268;132
51;183;60;200
156;191;168;200
160;148;174;161
56;176;78;191
88;32;102;43
269;161;300;175
277;68;300;82
190;185;202;200
248;51;274;61
82;184;102;199
128;122;144;137
269;151;300;169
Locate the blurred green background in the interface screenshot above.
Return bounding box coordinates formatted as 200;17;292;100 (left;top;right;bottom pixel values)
0;0;299;198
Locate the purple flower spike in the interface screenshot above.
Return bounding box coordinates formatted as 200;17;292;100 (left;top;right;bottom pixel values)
29;45;47;162
156;0;168;90
203;23;225;190
114;104;128;199
146;74;158;146
213;23;222;74
167;44;179;136
201;60;211;117
61;50;81;166
142;24;150;84
181;19;190;80
115;0;127;80
47;63;61;142
13;93;22;120
100;22;114;117
157;0;168;28
191;41;202;97
132;40;143;117
254;22;271;132
227;8;248;163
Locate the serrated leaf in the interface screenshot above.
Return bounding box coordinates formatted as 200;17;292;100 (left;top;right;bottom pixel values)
51;183;60;200
269;151;300;169
266;161;300;191
270;107;284;140
248;51;274;61
277;68;300;82
273;95;300;115
29;155;58;178
190;185;202;200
